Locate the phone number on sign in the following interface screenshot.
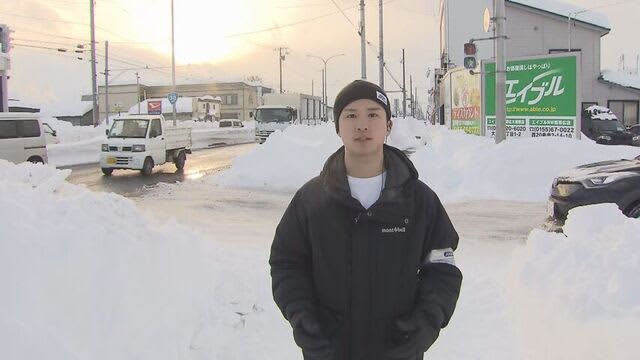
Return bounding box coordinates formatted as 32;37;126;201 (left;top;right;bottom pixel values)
529;126;574;133
487;125;527;132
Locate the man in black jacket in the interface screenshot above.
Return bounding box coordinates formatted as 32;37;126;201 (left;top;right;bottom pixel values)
269;80;462;360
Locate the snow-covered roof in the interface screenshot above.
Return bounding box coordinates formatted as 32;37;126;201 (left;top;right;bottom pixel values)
129;97;193;115
586;105;611;113
601;70;640;90
585;105;618;121
8;97;93;117
508;0;611;30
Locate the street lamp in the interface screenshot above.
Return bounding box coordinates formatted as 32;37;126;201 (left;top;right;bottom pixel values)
307;53;345;121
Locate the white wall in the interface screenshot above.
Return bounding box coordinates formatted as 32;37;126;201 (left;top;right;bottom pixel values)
440;0;494;68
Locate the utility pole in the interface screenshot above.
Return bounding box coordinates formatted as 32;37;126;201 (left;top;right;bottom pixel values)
321;68;325;120
378;0;384;89
171;0;177;126
409;76;413;117
311;79;315;120
495;0;507;143
413;87;420;117
277;47;289;94
136;72;141;114
402;49;406;118
89;0;99;126
1;24;11;112
323;68;327;120
359;0;367;79
104;40;110;126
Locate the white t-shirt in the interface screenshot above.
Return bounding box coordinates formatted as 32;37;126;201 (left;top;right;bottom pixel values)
347;172;387;210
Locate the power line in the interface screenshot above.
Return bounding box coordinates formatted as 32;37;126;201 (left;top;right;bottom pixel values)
13;43;82;53
0;11;133;41
225;4;361;38
329;0;358;31
12;27;89;42
0;11;92;27
14;38;88;47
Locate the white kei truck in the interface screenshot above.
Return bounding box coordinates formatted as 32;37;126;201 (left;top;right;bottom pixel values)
100;115;192;176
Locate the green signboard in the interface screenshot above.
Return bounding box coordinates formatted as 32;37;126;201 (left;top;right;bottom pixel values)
483;54;580;139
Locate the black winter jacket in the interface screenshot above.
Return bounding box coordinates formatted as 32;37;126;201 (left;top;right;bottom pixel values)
270;145;462;360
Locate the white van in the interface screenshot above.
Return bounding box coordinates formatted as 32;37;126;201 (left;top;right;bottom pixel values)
0;113;48;164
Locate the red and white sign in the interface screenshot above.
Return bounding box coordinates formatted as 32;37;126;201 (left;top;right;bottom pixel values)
147;100;162;115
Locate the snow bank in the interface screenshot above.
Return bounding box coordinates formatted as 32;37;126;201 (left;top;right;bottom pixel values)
213;121;639;202
43;118;254;167
214;123;342;191
44;118;107;167
212;118;426;191
412;125;639;203
509;204;640;359
0;160;216;359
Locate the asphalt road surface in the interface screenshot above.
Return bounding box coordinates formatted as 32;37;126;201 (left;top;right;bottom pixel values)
65;143;256;197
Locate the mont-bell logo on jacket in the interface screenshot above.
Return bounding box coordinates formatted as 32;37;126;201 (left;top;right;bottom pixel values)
381;226;406;233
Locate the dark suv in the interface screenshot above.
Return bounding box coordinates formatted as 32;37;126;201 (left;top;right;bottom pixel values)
582;106;635;145
546;155;640;230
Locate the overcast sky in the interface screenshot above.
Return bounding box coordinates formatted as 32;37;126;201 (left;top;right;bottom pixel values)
2;0;640;114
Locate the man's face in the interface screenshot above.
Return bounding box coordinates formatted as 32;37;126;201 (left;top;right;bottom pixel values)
338;99;391;156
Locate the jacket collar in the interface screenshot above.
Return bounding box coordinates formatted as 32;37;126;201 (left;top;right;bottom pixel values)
320;145;418;208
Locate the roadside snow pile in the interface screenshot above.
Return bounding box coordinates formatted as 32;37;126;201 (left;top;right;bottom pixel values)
215;120;639;201
509;204;640;359
0;160;215;359
45;117;107;167
212;118;427;191
213;123;341;191
413;125;640;203
387;117;428;150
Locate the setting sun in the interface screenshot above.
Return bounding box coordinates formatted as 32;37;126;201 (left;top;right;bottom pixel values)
172;1;251;64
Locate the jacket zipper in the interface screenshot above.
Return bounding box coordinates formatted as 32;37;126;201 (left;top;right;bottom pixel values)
348;211;362;359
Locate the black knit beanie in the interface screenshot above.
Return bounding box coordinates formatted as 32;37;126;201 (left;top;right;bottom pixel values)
333;80;392;133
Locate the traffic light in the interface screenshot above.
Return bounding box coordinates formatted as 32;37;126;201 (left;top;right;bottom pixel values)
0;24;11;54
463;42;477;69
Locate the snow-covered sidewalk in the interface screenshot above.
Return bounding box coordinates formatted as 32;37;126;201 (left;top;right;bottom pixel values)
2;121;639;359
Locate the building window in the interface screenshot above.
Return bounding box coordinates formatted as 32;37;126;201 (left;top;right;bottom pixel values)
220;94;238;105
608;100;639;127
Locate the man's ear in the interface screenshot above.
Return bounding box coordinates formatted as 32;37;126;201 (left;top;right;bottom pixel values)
387;120;393;133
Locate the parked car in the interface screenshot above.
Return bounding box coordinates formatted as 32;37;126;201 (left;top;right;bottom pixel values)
582;105;635;145
627;124;640;146
546;155;640;231
219;119;244;128
0;112;48;164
